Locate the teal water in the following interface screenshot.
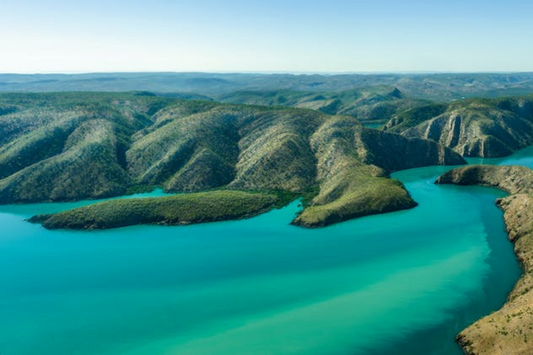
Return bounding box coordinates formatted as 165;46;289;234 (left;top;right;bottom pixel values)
467;145;533;168
0;150;531;354
362;122;383;129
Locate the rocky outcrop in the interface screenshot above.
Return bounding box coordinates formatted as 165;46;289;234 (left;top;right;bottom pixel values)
437;165;533;355
385;97;533;158
356;127;466;171
436;165;533;194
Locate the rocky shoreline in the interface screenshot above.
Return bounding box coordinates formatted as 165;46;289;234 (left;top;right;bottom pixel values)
437;165;533;355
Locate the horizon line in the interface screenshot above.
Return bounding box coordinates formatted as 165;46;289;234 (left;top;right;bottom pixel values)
2;70;533;76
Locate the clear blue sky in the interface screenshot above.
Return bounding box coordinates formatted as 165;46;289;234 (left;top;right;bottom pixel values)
1;0;532;73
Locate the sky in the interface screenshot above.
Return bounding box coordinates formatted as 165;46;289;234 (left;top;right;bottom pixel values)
1;0;533;74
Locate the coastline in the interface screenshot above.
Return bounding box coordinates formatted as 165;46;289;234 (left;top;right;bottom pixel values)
437;165;533;354
0;159;521;354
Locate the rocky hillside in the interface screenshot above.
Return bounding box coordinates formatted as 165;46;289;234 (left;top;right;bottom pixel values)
0;93;170;202
436;165;533;193
292;117;464;227
437;165;533;355
0;92;465;227
384;96;533;157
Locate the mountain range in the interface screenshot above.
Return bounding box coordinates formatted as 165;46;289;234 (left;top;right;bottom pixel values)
0;92;464;227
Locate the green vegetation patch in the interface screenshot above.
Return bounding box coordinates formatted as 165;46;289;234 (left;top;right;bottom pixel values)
293;176;416;228
30;190;280;230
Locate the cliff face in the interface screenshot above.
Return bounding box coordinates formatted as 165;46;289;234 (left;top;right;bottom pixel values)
436;165;533;194
437;165;533;355
356;128;466;171
385;97;533;158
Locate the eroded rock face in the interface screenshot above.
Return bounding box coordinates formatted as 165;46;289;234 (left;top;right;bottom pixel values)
437;165;533;355
356;128;466;171
385;97;533;158
436;165;533;194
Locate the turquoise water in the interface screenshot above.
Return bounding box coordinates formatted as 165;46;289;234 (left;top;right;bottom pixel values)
362;122;383;129
0;150;531;354
467;145;533;168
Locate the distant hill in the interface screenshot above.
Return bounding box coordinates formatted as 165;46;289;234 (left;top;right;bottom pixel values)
0;92;464;227
384;95;533;157
1;72;533;101
217;87;427;124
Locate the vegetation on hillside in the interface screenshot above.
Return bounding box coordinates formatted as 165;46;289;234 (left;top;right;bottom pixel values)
30;190;279;230
292;116;463;227
0;92;464;227
0;93;170;202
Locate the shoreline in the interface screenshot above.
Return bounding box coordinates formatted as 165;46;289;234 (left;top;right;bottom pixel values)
437;165;533;354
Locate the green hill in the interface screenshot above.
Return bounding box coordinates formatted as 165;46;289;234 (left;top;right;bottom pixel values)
0;92;465;228
0;93;169;202
293;116;464;227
